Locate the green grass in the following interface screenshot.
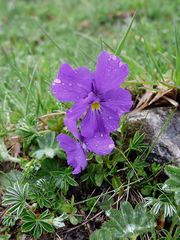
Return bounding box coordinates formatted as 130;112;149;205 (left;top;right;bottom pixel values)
0;0;179;127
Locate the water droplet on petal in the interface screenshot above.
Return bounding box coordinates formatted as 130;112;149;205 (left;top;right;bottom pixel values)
108;144;114;149
108;55;117;61
119;62;123;67
54;78;61;84
111;55;117;61
69;83;72;86
100;134;103;137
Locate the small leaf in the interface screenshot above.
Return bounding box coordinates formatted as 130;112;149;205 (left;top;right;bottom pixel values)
164;165;180;205
33;131;60;159
112;176;122;190
66;176;78;186
22;222;35;232
95;172;104;187
33;224;43;239
95;155;103;164
41;221;54;233
69;215;78;225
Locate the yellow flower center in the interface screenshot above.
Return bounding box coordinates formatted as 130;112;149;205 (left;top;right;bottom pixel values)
91;102;101;111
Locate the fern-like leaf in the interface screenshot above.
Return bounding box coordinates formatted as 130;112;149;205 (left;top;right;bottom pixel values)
2;182;29;216
145;194;176;218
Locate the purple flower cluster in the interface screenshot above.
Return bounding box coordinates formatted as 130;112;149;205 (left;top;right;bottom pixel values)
51;51;132;174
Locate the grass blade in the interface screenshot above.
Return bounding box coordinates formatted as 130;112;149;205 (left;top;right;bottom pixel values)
144;39;165;82
115;13;136;56
175;24;180;87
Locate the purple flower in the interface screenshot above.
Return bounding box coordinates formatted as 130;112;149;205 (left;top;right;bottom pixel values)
57;134;87;175
51;51;133;139
57;133;114;174
51;51;133;174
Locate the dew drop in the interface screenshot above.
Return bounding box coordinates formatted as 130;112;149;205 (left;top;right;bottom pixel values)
108;55;117;61
68;83;72;86
100;134;103;137
119;62;123;67
111;55;117;61
108;144;114;149
54;78;61;84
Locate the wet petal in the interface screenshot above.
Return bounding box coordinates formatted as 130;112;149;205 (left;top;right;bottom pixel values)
102;88;133;116
80;108;96;137
64;100;89;138
57;134;87;174
84;133;115;155
51;64;92;102
94;51;128;93
81;105;119;137
100;104;120;133
80;108;106;138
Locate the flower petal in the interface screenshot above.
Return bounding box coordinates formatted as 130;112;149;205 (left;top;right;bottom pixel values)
101;88;133;116
84;133;115;155
57;134;87;174
64;100;89;138
80;108;106;138
64;92;96;138
51;64;92;102
81;105;119;137
100;104;120;133
94;51;128;93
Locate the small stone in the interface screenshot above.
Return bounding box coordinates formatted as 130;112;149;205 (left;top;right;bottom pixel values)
127;107;180;166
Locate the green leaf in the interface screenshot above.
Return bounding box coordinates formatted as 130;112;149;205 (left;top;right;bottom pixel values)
21;209;54;239
33;224;43;239
91;201;156;239
95;155;103;164
164;165;180;205
16;115;38;150
99;194;114;211
69;215;78;225
22;210;36;221
52;213;67;229
40;221;54;233
2;182;29;216
128;131;147;153
22;222;36;232
0;234;11;240
95;172;104;187
33;131;60;159
66;176;78;186
91;228;113;240
112;176;122;190
0;170;23;188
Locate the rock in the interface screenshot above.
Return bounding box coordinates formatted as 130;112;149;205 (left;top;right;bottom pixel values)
127;107;180;166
